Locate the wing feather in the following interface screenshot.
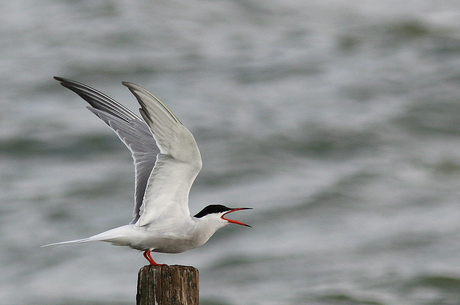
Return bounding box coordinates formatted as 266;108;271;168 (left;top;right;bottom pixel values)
122;82;202;226
54;77;158;224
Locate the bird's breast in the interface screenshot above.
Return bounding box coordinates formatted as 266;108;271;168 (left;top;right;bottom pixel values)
126;222;203;253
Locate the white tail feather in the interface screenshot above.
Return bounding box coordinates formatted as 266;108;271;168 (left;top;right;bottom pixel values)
41;238;92;248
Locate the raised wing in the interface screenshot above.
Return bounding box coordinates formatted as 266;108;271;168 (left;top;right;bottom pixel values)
122;82;202;226
54;77;159;224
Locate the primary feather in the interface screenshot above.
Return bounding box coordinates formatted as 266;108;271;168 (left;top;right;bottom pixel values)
54;77;160;224
122;82;202;226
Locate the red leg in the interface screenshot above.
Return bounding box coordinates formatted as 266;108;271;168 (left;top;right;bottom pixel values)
143;250;166;266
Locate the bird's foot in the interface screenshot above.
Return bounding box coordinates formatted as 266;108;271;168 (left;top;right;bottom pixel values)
143;250;167;266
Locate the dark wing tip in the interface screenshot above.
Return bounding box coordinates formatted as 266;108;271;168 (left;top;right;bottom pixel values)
53;76;82;90
54;76;70;84
121;81;137;93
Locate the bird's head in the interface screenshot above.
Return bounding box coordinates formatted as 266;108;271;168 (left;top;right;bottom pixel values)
194;204;252;228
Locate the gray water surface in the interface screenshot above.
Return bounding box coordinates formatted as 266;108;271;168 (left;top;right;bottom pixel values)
2;1;460;304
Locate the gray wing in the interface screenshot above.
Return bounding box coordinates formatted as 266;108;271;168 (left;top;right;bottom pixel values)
54;77;159;224
122;82;202;226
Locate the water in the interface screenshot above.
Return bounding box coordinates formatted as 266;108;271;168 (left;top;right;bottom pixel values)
2;0;460;304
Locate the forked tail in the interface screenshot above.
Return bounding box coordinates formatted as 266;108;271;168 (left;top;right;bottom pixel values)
41;237;92;248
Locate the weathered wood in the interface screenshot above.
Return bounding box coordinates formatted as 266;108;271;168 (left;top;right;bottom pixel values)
136;265;199;305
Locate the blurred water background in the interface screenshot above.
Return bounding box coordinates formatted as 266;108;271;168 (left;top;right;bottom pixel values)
2;0;460;304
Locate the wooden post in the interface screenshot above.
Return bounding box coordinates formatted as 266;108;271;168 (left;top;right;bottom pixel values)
136;265;199;305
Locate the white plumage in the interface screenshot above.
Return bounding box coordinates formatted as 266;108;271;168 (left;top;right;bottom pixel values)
44;77;251;265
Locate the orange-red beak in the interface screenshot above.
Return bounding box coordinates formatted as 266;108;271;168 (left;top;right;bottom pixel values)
221;208;252;227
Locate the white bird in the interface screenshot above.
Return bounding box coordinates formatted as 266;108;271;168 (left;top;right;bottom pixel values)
45;77;251;266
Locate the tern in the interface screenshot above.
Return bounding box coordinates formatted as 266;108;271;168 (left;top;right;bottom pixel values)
45;77;251;265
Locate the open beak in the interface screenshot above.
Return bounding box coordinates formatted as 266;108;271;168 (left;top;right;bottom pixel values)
221;208;252;227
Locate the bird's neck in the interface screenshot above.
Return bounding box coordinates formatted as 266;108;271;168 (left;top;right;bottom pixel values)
192;216;227;247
